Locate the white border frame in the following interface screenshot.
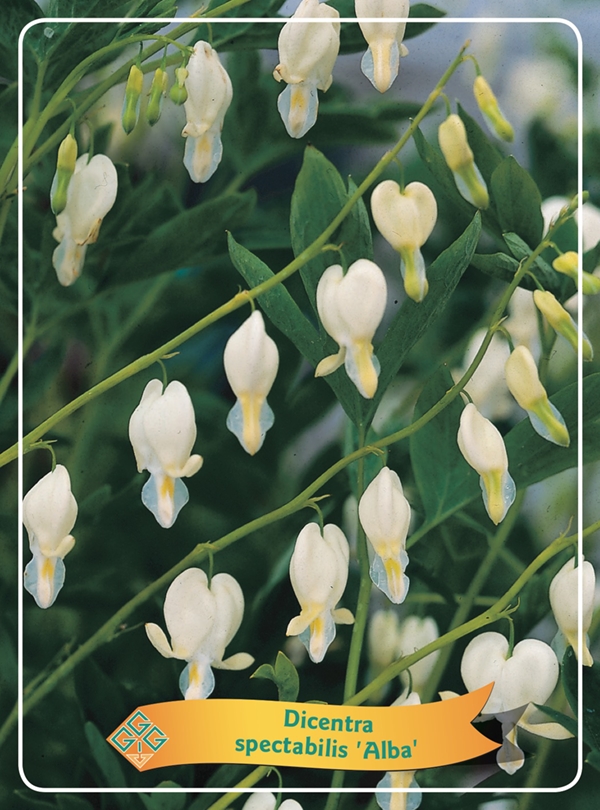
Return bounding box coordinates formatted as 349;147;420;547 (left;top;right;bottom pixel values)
17;13;584;798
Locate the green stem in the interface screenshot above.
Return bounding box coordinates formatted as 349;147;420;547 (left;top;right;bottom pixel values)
0;196;13;252
4;42;471;470
205;765;271;810
420;490;525;703
0;302;39;407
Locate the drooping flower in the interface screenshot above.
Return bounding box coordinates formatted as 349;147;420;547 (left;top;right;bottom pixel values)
461;632;563;775
370;180;437;302
223;310;279;455
375;692;422;810
241;794;303;810
473;75;514;142
182;42;232;183
457;402;516;525
358;467;411;603
287;522;354;663
273;0;340;138
23;465;77;609
533;289;593;361
170;66;188;105
146;568;253;699
146;67;169;126
121;64;144;134
549;557;596;666
438;114;489;209
355;0;410;93
52;153;118;286
315;259;387;398
552;251;600;295
128;379;203;528
50;133;78;215
505;345;570;446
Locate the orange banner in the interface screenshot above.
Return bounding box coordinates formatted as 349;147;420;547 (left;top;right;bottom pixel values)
107;685;498;772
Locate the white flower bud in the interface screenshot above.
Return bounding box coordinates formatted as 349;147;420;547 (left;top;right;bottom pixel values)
315;259;387;399
457;403;516;525
287;523;354;663
438;114;489;209
273;0;340;138
370;180;437;302
505;345;570;447
355;0;410;93
473;75;514;142
549;557;595;666
23;465;77;609
129;380;203;528
223;310;279;455
359;467;411;603
182;42;233;183
533;289;594;361
52;154;118;286
145;568;254;700
396;616;440;697
242;796;303;810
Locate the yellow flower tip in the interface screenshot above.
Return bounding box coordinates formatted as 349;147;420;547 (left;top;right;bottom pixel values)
371;40;395;94
122;65;144;134
352;341;378;399
481;470;506;525
552;251;578;278
473;75;514;142
402;250;429;302
439;115;489;208
383;557;407;603
288;84;310;138
240;392;264;456
531;399;570;447
582;272;600;295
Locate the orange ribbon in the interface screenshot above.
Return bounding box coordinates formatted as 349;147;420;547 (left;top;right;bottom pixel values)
107;684;498;772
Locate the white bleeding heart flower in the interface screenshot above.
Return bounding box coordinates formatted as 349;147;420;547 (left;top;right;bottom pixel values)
457;402;516;525
241;794;303;810
461;631;561;775
375;691;422;810
223;310;279;455
273;0;340;138
23;465;77;609
287;522;354;663
438;114;489;209
145;568;253;700
182;41;233;183
396;616;440;697
315;259;387;399
129;379;203;528
549;557;595;666
358;467;411;603
505;345;570;447
355;0;410;93
370;180;437;302
52;153;118;286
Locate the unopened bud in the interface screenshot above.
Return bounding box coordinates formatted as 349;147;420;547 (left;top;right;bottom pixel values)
473;75;514;142
122;64;144;134
533;289;594;361
170;67;189;105
146;67;168;126
552;251;600;295
50;133;78;215
438;114;489;209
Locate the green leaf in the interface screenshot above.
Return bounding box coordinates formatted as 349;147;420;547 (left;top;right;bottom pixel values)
56;797;95;810
312;100;422;146
531;704;578;738
562;647;600;752
333;1;445;54
503;232;574;300
410;365;479;522
106;191;256;284
84;721;128;789
587;749;600;772
227;234;366;426
506;373;600;488
139;785;185;810
490;156;544;248
290;146;373;314
0;0;44;82
584;238;600;274
367;212;482;423
13;792;56;810
251;651;300;702
457;102;505;185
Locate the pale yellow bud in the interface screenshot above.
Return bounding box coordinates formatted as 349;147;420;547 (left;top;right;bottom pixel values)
473;75;514;142
438;114;489;209
533;289;594;361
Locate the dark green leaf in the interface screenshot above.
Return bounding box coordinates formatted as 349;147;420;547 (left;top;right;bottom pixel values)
251;651;300;702
531;704;578;738
506;373;600;488
106;191;256;284
290;146;373;314
84;721;128;789
13;792;56;810
0;0;44;82
502;232;574;300
139;785;185;810
334;1;445;54
490;156;544;248
367;212;482;422
587;749;600;772
410;365;479;522
312;101;422;146
457;102;505;185
562;647;600;752
584;238;600;274
56;797;95;810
